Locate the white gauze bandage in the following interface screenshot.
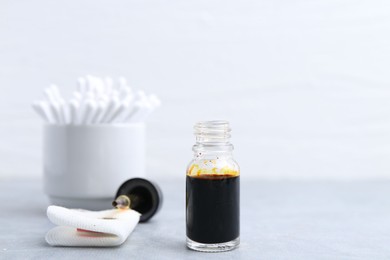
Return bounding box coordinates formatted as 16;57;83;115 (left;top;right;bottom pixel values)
45;205;141;247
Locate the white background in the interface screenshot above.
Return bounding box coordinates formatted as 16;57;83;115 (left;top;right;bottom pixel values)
1;0;390;180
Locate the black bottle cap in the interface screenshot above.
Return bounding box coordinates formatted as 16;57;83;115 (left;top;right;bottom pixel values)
115;178;163;222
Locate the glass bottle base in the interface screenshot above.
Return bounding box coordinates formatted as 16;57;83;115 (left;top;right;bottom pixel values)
186;237;240;252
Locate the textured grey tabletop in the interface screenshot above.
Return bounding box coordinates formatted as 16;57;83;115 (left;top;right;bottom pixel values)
0;180;389;260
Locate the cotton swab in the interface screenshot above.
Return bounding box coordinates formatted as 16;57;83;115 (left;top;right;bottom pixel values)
90;101;106;124
122;101;144;123
32;101;50;123
83;100;97;125
48;85;70;124
43;88;63;124
123;91;153;122
60;101;70;124
48;101;62;124
107;101;131;123
101;96;121;123
69;99;80;125
40;101;56;124
78;99;91;125
32;76;160;125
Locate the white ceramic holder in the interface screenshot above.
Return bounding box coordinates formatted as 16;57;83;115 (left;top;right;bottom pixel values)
43;124;145;210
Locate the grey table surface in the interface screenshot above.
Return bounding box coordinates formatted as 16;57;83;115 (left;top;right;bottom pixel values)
0;179;389;260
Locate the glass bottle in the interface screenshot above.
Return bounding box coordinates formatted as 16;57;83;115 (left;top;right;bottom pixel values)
186;120;240;252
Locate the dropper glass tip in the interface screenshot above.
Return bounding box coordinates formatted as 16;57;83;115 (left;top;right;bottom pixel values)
112;195;131;210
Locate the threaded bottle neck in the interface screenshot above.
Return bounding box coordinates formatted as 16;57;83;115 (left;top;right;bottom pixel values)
194;120;231;143
193;121;233;153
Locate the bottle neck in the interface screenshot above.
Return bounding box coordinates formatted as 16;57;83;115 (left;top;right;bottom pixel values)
193;120;233;157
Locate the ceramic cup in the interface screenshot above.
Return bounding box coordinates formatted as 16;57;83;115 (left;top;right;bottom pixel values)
43;124;145;210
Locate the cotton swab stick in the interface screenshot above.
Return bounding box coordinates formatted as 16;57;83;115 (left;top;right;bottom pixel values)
55;102;66;125
69;99;80;125
32;101;50;123
48;101;62;124
78;99;91;125
40;101;56;124
107;101;132;123
90;101;106;124
83;100;97;125
122;101;143;123
55;99;69;124
74;88;93;123
44;88;64;124
111;93;134;123
49;85;70;124
103;99;122;123
76;100;88;125
100;96;120;123
60;101;70;124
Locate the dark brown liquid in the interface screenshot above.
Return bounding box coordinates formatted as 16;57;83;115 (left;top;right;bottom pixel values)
186;174;239;244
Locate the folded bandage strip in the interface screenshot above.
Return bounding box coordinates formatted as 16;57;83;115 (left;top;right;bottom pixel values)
45;205;141;247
